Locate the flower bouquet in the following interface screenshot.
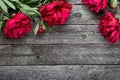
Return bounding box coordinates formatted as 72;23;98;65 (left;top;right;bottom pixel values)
1;0;120;44
0;0;72;39
82;0;120;44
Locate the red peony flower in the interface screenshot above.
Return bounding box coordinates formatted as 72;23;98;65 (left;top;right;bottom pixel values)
99;12;120;43
4;12;31;39
82;0;107;13
38;25;46;34
39;0;72;26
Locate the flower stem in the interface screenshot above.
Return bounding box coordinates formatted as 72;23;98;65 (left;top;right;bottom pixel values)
34;10;41;17
0;9;9;18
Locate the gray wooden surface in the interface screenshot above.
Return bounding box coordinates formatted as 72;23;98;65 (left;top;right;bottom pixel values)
0;65;120;80
0;0;120;80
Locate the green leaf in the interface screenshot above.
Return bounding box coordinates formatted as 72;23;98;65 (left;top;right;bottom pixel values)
24;0;39;4
18;3;38;18
0;0;8;13
43;0;48;4
41;20;47;30
43;21;52;31
33;22;40;36
110;0;118;8
2;15;9;21
9;0;18;2
20;8;37;18
0;21;3;31
3;0;16;10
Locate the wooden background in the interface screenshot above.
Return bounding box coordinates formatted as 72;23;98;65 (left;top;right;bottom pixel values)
0;0;120;80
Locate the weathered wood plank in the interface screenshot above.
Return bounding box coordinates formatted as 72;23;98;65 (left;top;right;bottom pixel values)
67;0;81;4
68;5;119;25
67;5;118;25
67;5;99;25
0;65;120;80
0;25;117;44
0;56;7;65
0;0;119;66
0;45;11;65
0;44;119;65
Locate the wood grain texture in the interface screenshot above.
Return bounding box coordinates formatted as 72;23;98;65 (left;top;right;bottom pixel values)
0;5;119;45
0;65;120;80
67;0;81;4
0;25;111;45
0;0;120;79
0;4;119;65
0;44;119;65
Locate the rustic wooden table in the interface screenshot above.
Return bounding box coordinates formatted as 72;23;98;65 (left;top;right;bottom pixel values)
0;0;120;80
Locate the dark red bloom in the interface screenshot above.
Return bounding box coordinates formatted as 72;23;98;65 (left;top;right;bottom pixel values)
82;0;107;13
4;12;31;39
39;0;72;26
38;25;46;34
99;12;120;43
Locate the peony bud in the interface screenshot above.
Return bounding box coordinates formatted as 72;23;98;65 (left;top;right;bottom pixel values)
38;25;46;34
110;0;118;8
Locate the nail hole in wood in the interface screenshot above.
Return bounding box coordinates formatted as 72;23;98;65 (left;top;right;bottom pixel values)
74;13;81;18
